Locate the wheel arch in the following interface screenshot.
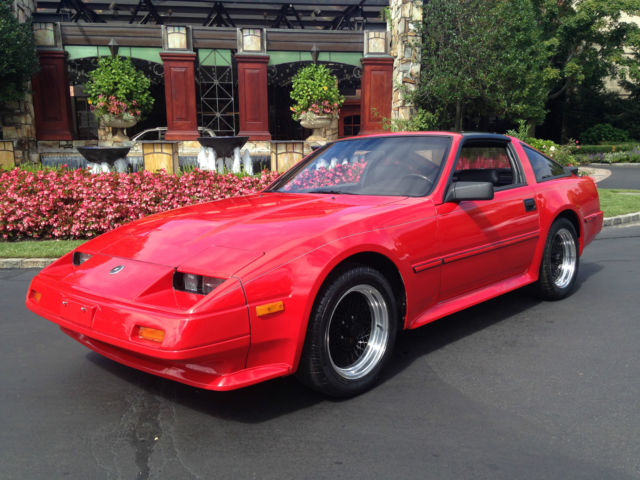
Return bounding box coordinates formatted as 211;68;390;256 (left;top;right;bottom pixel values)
555;209;581;238
295;249;407;364
551;208;583;253
295;250;406;395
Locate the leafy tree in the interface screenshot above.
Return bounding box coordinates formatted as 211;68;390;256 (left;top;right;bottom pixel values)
414;0;549;131
482;0;550;126
533;0;640;140
0;0;38;105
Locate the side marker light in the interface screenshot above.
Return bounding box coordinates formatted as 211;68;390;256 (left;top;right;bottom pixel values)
30;289;42;303
256;301;285;317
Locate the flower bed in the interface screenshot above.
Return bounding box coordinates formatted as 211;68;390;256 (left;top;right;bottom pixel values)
0;168;280;241
574;146;640;164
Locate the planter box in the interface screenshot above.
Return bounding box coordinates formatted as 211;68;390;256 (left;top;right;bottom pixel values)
141;141;179;174
0;141;15;169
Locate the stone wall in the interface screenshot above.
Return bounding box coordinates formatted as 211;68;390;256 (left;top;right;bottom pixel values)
390;0;422;121
2;0;38;164
11;0;34;21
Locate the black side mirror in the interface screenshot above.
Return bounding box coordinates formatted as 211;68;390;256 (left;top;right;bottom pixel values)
445;181;494;202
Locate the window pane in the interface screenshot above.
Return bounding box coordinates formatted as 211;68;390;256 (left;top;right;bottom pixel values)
457;146;510;170
272;136;451;197
454;144;515;187
524;146;565;181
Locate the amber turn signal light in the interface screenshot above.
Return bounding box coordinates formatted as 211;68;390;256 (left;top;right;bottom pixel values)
137;326;165;343
29;289;42;303
256;301;285;317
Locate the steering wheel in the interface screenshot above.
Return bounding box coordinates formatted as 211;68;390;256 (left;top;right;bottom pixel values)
401;173;432;183
399;173;433;196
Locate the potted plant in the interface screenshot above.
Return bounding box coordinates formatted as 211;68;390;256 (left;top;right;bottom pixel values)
290;64;344;142
85;55;154;143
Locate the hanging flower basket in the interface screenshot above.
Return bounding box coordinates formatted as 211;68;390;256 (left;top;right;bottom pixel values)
290;64;344;144
85;55;154;144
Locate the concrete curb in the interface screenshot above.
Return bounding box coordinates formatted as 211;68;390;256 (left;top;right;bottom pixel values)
603;211;640;227
0;258;57;269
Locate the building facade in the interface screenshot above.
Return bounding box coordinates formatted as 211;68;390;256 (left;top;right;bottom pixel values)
4;0;422;164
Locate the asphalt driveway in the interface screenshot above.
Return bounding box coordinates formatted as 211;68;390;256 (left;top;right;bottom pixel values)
1;225;639;480
596;163;640;189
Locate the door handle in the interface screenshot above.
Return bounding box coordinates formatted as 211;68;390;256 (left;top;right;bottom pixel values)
523;198;536;212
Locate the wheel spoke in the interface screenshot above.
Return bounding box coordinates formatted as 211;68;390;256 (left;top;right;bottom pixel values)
550;228;577;288
325;285;390;380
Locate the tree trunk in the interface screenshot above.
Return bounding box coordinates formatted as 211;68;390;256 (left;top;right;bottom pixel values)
560;93;568;143
454;101;463;131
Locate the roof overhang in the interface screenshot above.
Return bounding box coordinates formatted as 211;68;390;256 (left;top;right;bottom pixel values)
34;0;388;30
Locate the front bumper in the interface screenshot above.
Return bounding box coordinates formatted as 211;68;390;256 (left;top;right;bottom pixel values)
26;273;290;390
64;329;289;390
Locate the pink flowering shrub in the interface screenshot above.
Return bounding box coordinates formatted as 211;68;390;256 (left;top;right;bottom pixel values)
0;168;280;240
91;95;142;119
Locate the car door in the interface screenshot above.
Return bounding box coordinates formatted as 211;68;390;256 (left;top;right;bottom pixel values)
435;139;540;301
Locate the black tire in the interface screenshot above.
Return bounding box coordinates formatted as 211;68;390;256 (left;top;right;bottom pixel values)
536;218;580;300
297;265;398;397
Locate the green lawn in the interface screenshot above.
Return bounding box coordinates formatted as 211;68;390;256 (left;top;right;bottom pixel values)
0;239;84;258
598;188;640;218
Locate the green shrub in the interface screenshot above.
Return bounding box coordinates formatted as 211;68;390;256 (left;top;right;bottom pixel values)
580;123;629;145
569;143;640;154
525;138;576;166
289;64;344;121
574;146;640;164
0;1;38;105
383;108;439;132
85;55;154;122
506;119;530;140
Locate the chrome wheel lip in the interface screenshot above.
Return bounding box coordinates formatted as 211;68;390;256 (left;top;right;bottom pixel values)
325;285;390;381
551;228;577;289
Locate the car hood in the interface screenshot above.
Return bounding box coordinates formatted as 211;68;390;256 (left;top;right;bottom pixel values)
80;192;406;274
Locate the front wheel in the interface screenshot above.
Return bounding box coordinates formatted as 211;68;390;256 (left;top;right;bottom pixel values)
297;265;398;397
536;218;579;300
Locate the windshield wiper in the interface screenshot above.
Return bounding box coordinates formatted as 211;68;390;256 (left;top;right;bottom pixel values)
305;188;356;195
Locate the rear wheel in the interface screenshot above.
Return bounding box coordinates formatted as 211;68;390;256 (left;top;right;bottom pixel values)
536;218;579;300
298;265;398;397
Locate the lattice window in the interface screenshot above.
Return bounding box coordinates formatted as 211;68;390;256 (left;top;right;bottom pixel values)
197;50;237;136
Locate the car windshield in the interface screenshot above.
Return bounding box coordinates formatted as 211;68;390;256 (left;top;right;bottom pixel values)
269;136;452;197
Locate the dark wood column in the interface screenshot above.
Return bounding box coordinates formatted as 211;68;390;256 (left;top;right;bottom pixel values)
160;52;199;140
32;50;73;140
359;57;394;136
235;55;271;141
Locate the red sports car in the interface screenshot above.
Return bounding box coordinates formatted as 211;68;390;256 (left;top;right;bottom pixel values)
26;133;603;397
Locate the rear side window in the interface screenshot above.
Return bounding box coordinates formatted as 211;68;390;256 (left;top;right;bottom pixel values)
524;146;566;182
453;142;522;189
